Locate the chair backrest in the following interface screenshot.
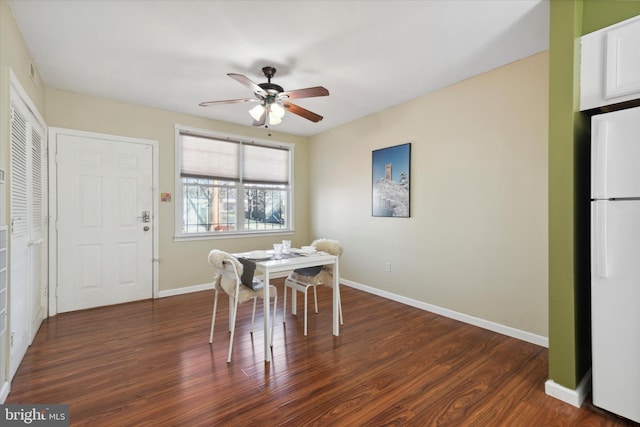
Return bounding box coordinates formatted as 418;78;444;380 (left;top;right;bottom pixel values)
311;239;343;275
208;249;268;303
312;238;343;256
208;250;243;298
218;260;243;298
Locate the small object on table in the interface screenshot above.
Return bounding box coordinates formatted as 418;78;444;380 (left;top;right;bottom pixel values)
273;243;283;259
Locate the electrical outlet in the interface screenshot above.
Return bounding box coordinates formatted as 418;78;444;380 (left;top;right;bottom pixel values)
385;262;391;272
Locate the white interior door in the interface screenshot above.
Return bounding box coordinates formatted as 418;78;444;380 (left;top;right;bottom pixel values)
9;93;47;380
9;104;30;380
29;125;46;339
56;133;154;313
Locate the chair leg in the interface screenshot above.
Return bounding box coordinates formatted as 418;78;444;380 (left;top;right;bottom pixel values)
291;287;298;315
227;296;240;363
283;283;288;324
250;297;258;334
271;290;277;347
209;289;219;343
228;296;236;332
338;288;343;325
312;285;319;314
303;287;308;336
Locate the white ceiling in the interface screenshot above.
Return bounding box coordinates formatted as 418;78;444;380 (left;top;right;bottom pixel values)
7;0;549;137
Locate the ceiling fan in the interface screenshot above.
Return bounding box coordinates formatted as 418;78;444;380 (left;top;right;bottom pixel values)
199;66;329;127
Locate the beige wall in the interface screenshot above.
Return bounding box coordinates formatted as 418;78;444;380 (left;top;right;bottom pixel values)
45;88;312;292
309;52;549;337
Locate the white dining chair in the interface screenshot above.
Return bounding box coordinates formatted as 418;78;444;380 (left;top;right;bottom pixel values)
283;239;343;336
208;249;277;363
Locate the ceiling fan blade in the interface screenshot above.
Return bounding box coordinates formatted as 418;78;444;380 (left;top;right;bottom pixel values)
199;98;258;107
282;102;324;123
279;86;329;100
228;73;267;98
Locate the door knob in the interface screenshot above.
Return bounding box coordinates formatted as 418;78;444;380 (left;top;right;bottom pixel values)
143;226;150;231
138;211;150;223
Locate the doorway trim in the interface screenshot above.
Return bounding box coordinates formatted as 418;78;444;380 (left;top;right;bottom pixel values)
48;127;159;316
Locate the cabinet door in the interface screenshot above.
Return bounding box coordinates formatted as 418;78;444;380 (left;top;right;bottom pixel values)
580;15;640;111
605;19;640;99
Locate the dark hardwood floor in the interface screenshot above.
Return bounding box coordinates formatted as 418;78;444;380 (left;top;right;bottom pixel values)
6;281;636;426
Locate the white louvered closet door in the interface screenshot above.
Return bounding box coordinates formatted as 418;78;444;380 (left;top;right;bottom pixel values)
29;124;46;340
10;104;29;380
9;97;47;380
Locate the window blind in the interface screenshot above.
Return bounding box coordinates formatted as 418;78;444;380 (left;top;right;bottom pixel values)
243;144;289;184
180;133;289;184
180;135;239;180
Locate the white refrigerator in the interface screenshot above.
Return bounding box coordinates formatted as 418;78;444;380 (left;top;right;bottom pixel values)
591;105;640;423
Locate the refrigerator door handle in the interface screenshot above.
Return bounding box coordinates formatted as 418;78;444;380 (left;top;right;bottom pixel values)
594;201;609;278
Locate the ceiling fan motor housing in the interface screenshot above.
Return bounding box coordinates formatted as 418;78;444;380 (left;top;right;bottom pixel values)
258;82;284;94
259;66;283;99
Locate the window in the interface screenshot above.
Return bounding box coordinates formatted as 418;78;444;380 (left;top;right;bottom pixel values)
175;126;293;238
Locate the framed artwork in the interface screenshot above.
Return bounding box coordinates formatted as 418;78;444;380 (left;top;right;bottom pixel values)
372;143;411;217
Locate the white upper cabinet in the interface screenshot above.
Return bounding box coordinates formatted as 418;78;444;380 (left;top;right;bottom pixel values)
581;15;640;111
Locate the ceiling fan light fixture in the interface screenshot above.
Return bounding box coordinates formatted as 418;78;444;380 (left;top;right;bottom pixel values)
249;104;265;121
268;113;282;126
270;102;285;119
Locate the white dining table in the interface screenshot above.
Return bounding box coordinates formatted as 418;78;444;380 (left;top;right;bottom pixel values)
235;251;340;362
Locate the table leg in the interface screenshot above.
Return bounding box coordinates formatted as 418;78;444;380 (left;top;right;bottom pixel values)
264;268;271;363
333;258;340;336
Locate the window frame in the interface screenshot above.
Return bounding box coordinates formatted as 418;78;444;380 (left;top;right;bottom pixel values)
174;124;294;240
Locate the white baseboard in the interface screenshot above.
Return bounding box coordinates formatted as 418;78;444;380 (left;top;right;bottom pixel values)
545;369;591;408
0;381;10;403
340;278;549;348
159;282;214;298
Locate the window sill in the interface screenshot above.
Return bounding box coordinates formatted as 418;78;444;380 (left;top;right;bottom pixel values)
174;229;295;242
